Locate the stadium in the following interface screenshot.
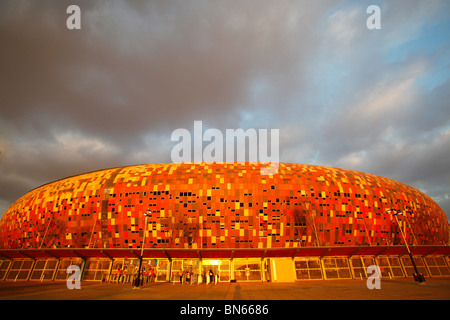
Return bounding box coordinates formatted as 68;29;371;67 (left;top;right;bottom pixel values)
0;162;449;283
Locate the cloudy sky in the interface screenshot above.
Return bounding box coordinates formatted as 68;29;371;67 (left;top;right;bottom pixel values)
0;0;449;220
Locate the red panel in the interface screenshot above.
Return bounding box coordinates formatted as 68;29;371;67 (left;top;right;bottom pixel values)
166;249;200;259
233;249;265;258
201;250;233;259
429;246;450;255
0;250;26;259
102;249;139;259
143;250;169;259
351;247;386;256
410;246;448;256
19;250;53;259
324;247;359;256
382;247;409;256
265;248;297;258
72;249;106;258
295;247;329;257
46;249;80;258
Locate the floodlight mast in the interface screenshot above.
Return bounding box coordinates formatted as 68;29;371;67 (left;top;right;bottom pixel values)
386;209;425;283
134;210;152;288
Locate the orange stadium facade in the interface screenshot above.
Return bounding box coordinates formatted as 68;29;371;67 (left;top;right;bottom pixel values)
0;162;449;283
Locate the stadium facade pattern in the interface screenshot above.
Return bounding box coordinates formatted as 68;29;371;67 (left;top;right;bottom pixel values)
0;162;449;282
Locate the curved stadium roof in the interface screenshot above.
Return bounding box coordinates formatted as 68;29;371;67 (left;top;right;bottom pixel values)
0;162;448;250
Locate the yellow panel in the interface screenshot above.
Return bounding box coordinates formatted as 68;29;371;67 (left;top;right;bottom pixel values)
271;258;295;282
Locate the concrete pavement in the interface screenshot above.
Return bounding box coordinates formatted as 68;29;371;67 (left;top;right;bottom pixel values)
1;278;449;300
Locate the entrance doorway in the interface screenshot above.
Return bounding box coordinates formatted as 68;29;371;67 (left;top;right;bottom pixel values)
233;259;262;281
171;259;200;284
202;260;230;282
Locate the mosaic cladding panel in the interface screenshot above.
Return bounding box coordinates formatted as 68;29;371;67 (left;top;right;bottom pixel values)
0;163;448;249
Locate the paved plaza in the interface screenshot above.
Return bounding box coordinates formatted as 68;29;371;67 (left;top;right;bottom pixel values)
1;278;449;300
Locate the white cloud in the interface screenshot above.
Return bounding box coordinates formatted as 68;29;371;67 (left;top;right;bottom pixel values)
57;131;117;154
326;6;362;46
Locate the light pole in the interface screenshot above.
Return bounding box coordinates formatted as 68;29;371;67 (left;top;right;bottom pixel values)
386;209;425;283
134;210;151;288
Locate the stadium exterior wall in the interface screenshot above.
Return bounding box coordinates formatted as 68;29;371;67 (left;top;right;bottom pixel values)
0;162;449;282
0;162;448;249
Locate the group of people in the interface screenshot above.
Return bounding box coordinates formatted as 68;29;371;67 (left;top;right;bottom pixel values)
175;269;218;284
113;266;157;284
111;265;219;285
177;270;192;284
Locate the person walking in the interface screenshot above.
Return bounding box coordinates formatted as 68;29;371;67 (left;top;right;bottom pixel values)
116;267;123;283
178;269;183;284
150;268;155;283
208;269;214;284
186;271;191;284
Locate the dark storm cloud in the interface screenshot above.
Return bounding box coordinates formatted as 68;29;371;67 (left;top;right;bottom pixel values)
0;0;334;211
1;0;327;139
0;0;449;219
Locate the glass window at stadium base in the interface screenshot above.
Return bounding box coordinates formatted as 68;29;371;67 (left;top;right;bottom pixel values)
0;162;449;283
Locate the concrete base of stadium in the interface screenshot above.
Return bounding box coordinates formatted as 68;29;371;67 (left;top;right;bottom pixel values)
1;278;449;300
